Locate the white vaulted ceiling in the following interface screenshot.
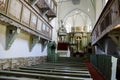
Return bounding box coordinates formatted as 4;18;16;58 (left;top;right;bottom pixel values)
56;0;96;33
64;9;92;32
55;0;109;33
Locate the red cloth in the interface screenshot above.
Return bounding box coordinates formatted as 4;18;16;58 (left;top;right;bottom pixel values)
57;42;69;50
85;61;106;80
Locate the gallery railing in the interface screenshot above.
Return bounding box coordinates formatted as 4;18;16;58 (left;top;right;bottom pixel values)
0;0;54;40
91;0;120;45
90;54;117;80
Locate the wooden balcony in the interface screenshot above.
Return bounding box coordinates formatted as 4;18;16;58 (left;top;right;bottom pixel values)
91;0;120;45
0;0;53;40
36;0;57;19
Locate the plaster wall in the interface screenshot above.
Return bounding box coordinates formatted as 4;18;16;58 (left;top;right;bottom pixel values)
95;0;103;21
50;18;58;43
0;24;47;59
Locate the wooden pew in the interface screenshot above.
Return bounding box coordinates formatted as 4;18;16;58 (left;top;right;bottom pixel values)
29;65;88;70
30;62;88;71
40;62;86;65
27;65;88;71
34;62;85;65
0;70;93;80
19;67;90;74
11;69;91;78
0;76;39;80
0;76;17;80
34;62;86;67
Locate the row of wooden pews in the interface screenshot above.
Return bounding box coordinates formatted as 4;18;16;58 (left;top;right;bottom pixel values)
0;62;93;80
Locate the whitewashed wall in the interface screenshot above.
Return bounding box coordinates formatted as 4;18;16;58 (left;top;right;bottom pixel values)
50;18;58;43
95;0;108;21
95;0;103;21
0;24;47;59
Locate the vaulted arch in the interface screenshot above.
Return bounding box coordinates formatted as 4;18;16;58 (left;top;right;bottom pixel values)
63;9;92;32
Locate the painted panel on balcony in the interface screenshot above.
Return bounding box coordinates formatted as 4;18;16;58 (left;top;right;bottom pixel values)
8;0;22;21
37;18;42;31
42;23;46;32
21;6;31;26
111;0;119;22
46;26;50;37
49;29;52;38
30;12;37;30
0;0;7;13
46;26;49;33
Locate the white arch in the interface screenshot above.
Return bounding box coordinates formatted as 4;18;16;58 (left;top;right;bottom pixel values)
63;8;92;24
62;8;92;33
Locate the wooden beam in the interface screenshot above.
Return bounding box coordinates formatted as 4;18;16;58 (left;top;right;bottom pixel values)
29;35;40;52
108;34;120;47
36;0;49;15
6;26;20;50
40;39;48;52
96;42;105;52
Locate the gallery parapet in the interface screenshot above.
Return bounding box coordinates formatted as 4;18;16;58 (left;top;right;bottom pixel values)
0;0;54;40
29;0;57;20
91;0;120;45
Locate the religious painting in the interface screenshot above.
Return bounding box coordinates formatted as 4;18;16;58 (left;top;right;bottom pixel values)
30;12;37;30
0;0;7;13
8;0;22;21
49;29;52;38
42;23;46;31
46;26;49;33
37;18;42;31
45;26;49;37
21;6;31;26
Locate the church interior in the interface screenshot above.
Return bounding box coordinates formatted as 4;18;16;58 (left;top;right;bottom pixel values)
0;0;120;80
